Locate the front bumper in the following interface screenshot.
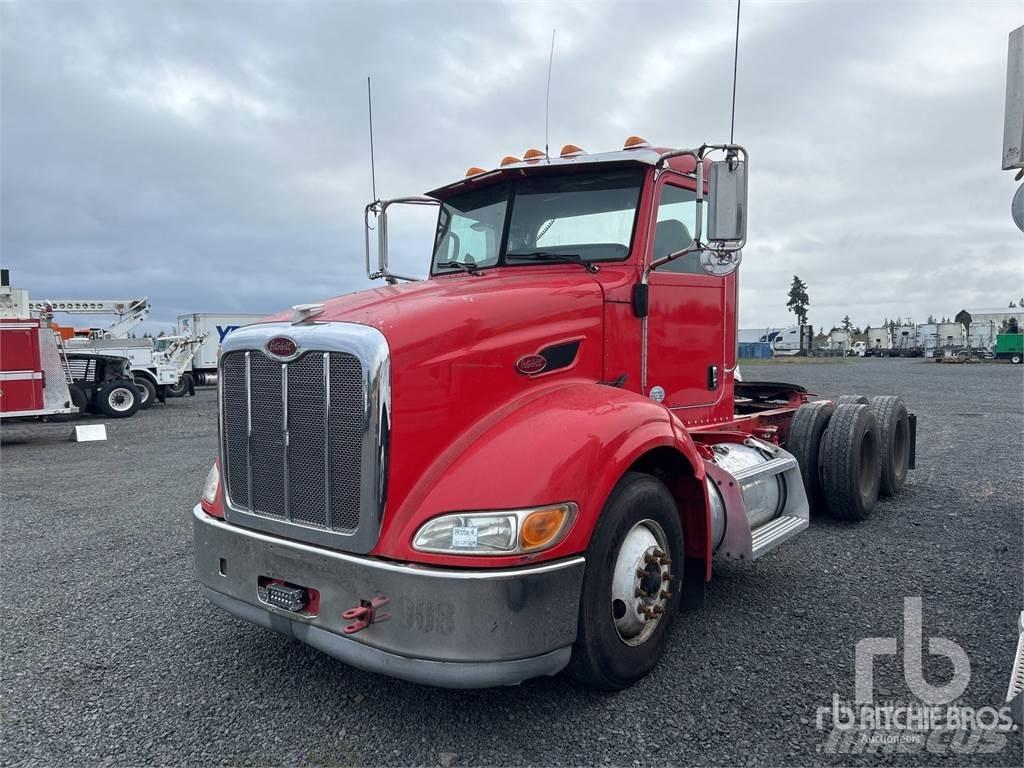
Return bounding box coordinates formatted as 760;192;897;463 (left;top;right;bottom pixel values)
193;506;585;688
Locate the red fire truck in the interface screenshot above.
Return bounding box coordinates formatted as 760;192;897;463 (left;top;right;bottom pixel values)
0;275;79;420
194;139;915;689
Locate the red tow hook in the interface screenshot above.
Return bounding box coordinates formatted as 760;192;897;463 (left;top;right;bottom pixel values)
342;594;391;634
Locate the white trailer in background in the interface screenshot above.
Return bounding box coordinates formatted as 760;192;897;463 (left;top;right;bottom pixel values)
892;325;916;352
177;313;264;385
822;329;850;356
864;326;892;355
917;323;939;356
936;322;965;352
966;320;998;352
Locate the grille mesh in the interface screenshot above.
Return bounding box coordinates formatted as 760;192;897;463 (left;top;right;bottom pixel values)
221;349;366;536
329;355;364;532
287;354;327;527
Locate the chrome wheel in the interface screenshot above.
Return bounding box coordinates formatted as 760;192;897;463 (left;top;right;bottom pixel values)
108;386;135;412
610;519;672;646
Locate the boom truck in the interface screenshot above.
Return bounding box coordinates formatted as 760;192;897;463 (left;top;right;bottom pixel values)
28;297;205;406
193;138;917;690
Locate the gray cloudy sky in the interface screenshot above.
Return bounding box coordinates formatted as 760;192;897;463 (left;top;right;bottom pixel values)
2;0;1021;333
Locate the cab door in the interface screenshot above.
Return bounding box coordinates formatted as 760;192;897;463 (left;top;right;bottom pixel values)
644;176;728;411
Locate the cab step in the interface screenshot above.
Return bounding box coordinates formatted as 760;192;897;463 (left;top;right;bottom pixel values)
751;514;808;559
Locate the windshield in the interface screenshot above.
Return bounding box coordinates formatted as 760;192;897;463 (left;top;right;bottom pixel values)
431;168;644;274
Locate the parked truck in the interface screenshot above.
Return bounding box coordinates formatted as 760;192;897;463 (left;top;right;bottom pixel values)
193;139;916;690
0;275;141;420
995;332;1023;363
177;313;264;386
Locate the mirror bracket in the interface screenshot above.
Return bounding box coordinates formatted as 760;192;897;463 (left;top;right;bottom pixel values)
649;144;748;276
364;196;440;283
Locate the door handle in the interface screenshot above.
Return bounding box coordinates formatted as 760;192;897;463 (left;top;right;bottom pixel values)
707;364;719;390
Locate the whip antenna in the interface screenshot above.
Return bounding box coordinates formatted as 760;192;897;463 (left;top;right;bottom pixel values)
729;0;741;143
367;76;378;200
545;29;555;158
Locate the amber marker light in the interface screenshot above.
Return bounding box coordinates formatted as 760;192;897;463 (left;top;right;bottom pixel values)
523;148;545;162
465;166;486;176
520;505;571;550
559;144;585;157
500;155;521;167
623;135;651;149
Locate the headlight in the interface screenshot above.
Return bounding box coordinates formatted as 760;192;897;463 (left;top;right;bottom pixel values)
202;462;220;504
412;503;576;556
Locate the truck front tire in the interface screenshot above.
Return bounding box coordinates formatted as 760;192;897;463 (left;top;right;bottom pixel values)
567;472;684;691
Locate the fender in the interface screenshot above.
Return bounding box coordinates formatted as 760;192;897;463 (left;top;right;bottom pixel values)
372;381;707;568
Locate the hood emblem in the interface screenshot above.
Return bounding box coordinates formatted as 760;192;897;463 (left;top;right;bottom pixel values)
515;354;547;375
266;336;298;359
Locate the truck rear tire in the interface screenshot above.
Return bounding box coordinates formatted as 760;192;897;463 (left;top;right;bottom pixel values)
821;404;881;521
96;380;141;418
1012;354;1022;365
566;472;684;691
135;377;157;410
836;395;869;405
787;401;834;515
870;396;910;497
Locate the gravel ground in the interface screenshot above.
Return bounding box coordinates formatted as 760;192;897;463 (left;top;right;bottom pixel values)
1;358;1022;767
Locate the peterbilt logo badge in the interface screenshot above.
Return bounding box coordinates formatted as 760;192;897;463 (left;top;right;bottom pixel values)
266;337;298;358
515;354;547;375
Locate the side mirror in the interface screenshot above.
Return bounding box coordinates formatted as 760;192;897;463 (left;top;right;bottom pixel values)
707;158;747;243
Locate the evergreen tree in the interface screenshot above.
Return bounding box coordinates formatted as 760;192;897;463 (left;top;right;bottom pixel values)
786;276;809;326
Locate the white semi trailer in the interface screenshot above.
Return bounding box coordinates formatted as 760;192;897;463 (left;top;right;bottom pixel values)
176;313;264;385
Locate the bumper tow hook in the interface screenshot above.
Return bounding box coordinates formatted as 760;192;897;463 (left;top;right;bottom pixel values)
342;594;391;635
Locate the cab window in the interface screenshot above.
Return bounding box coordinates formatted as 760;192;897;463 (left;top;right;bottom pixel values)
652;183;706;274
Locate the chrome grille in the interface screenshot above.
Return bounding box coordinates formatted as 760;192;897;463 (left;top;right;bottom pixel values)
220;346;374;542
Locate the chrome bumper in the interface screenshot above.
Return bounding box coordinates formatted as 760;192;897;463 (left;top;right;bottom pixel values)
192;506;585;688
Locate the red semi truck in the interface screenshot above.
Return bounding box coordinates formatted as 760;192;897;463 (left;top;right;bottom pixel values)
194;139;915;689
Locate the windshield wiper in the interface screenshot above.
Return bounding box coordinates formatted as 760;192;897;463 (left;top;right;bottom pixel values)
505;251;599;273
435;260;482;276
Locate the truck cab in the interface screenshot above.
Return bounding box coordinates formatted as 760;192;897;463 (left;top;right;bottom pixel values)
194;139;915;690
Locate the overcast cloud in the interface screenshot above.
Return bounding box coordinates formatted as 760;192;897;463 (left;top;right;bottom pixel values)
1;0;1021;334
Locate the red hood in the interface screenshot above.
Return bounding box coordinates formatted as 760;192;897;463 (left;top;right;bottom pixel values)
283;270;605;367
310;270;606;550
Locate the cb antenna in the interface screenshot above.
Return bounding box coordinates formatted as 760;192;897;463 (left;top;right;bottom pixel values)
367;76;378;200
729;0;741;144
545;29;555;159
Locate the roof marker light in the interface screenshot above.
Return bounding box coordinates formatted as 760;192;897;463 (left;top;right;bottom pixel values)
523;148;545;162
500;155;521;167
623;136;651;149
559;144;585;158
465;166;486;177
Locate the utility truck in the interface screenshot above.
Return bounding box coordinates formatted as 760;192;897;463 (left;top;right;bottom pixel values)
194;139;916;690
177;313;264;386
32;297;203;407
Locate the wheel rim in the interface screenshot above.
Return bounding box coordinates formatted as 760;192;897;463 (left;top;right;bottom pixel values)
137;383;149;403
109;387;135;412
610;519;672;646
